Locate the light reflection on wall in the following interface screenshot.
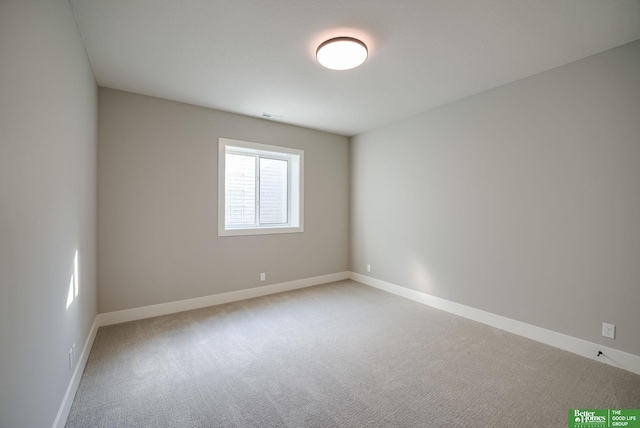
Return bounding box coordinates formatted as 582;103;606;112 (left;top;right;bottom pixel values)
66;250;79;309
410;255;437;295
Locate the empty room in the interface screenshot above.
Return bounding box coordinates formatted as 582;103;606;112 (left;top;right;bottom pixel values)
1;0;640;427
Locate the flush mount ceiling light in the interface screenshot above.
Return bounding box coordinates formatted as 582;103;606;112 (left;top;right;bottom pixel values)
316;37;368;70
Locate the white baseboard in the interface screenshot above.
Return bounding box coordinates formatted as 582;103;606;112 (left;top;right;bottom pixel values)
52;316;100;428
350;272;640;376
99;271;350;326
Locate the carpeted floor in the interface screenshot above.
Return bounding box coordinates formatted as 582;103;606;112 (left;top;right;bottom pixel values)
66;280;640;427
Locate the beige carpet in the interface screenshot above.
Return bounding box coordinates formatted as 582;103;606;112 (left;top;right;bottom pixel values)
66;280;640;427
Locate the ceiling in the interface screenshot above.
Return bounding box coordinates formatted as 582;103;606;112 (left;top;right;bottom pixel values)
69;0;640;137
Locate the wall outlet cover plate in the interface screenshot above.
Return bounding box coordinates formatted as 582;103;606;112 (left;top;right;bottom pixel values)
602;323;615;339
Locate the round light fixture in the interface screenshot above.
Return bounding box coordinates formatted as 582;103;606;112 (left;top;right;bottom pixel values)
316;37;368;70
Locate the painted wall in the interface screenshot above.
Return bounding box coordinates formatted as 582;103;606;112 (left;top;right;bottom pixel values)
98;89;349;313
351;40;640;356
0;0;98;427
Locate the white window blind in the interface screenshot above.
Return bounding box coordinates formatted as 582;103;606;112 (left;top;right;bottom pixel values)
259;157;288;225
225;153;256;226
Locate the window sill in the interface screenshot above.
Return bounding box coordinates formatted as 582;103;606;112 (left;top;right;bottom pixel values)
218;226;304;237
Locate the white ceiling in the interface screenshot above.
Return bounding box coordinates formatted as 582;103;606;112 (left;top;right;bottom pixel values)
69;0;640;136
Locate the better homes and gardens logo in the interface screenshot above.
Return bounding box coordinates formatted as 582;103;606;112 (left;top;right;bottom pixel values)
569;409;640;428
570;410;607;427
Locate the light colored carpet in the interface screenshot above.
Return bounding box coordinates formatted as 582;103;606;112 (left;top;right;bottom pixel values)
66;280;640;427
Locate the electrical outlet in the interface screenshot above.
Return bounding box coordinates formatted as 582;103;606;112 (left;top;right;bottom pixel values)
366;264;371;273
602;323;615;339
260;272;266;281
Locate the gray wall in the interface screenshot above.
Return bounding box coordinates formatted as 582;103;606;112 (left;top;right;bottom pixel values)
98;89;349;313
351;40;640;356
0;0;98;427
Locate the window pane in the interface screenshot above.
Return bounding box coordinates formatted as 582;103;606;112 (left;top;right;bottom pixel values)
225;153;256;226
259;158;288;225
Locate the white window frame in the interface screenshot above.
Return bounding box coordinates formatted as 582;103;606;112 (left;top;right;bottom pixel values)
218;137;304;236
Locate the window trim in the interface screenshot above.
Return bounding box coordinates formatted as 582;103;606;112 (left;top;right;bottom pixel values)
218;137;304;237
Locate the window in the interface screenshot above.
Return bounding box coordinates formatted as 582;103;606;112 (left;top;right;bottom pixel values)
218;138;303;236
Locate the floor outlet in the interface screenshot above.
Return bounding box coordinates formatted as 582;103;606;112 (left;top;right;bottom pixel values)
602;323;615;339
